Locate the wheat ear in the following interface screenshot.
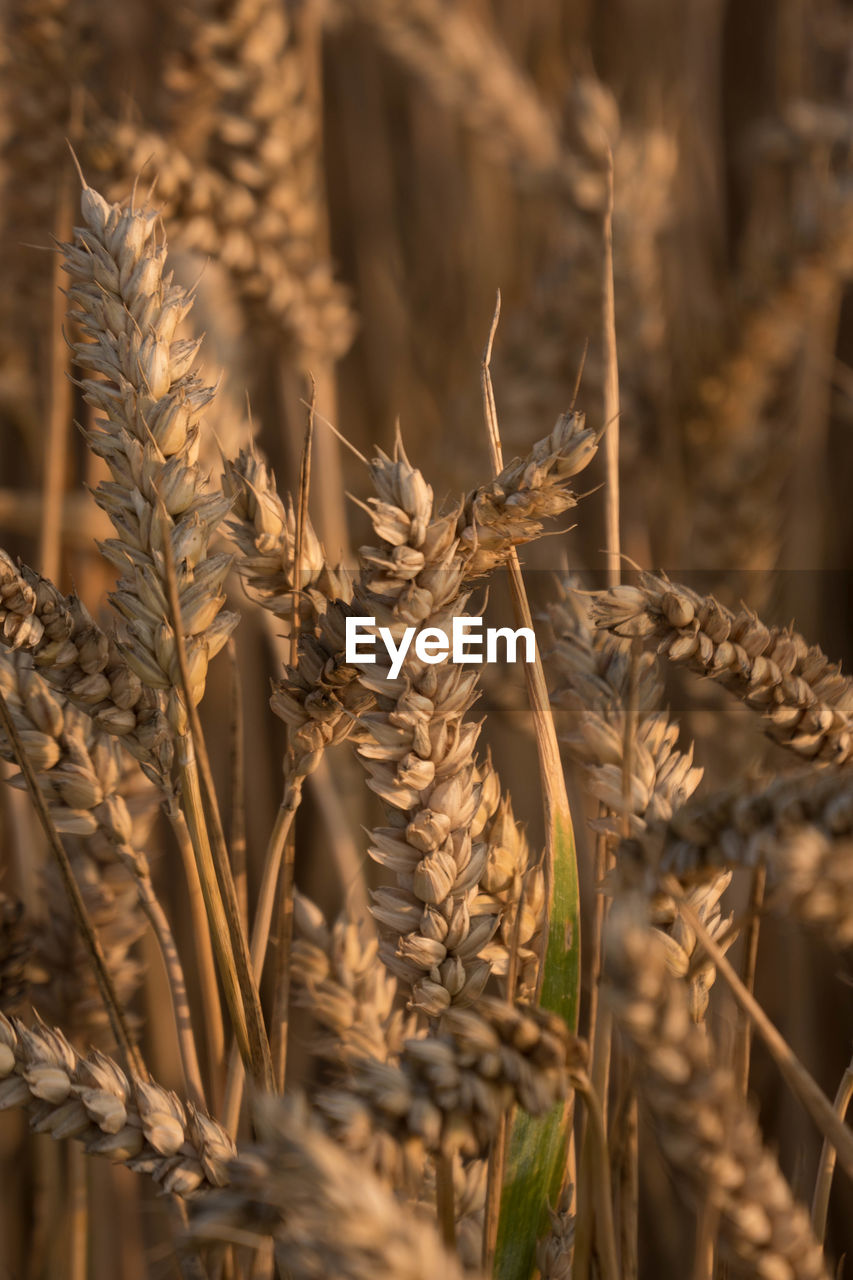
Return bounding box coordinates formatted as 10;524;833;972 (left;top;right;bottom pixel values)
188;1094;471;1279
0;1012;234;1195
591;572;853;764
604;896;828;1280
317;996;584;1163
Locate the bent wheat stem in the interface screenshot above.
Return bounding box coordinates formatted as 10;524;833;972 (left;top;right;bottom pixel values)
811;1057;853;1244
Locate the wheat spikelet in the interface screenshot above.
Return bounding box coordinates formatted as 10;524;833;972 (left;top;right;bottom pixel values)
0;649;156;1045
0;1013;234;1195
28;850;144;1048
457;411;601;576
352;440;506;1014
222;446;348;627
591;572;853;764
473;760;543;1000
292;892;416;1068
548;584;704;835
604;896;828;1280
189;1094;471;1279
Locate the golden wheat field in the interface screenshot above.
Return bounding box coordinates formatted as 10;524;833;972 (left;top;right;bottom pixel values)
1;1;853;1277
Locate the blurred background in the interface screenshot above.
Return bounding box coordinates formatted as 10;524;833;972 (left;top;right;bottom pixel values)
1;0;853;1274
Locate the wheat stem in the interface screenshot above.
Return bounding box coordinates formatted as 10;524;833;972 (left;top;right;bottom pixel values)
166;800;226;1099
811;1058;853;1245
227;637;248;931
160;502;273;1093
575;1073;620;1280
733;860;767;1097
134;872;206;1110
177;734;252;1072
222;782;303;1135
435;1152;456;1250
602;151;621;590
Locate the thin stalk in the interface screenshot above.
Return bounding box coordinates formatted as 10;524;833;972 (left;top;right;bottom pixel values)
435;1152;457;1251
481;291;573;941
482;1112;508;1271
40;179;73;583
221;780;303;1135
733;860;766;1097
227;636;249;931
602;151;621;590
811;1057;853;1244
67;1143;87;1280
270;390;315;1089
0;688;140;1074
134;868;207;1109
668;878;853;1181
166;800;226;1097
615;647;639;1278
585;822;609;1061
483;294;581;1275
575;1074;620;1280
160;503;273;1092
482;873;526;1270
177;733;252;1072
